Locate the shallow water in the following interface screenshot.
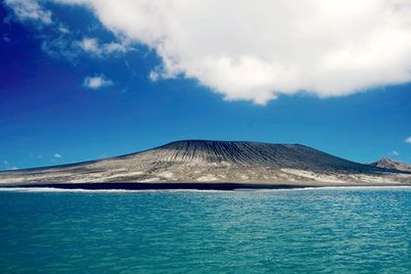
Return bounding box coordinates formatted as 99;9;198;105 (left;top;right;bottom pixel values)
0;187;410;274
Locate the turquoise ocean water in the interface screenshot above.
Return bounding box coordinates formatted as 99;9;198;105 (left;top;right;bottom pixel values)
0;187;410;274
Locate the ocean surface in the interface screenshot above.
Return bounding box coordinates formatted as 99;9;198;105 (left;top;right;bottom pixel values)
0;187;410;274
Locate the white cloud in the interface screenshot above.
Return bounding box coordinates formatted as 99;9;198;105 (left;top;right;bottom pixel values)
83;75;113;89
53;153;62;158
104;42;128;54
2;160;18;170
391;150;400;157
9;0;411;104
149;70;160;82
41;35;79;60
58;25;70;34
78;37;129;56
79;37;100;54
405;136;411;144
3;36;11;43
46;0;411;104
5;0;52;25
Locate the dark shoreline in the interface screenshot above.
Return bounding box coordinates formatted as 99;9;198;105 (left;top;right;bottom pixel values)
2;182;410;191
4;182;318;191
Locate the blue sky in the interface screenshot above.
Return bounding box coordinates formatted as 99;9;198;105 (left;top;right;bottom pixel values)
1;1;411;170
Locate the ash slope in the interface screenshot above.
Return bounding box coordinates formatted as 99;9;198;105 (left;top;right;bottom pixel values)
1;140;410;186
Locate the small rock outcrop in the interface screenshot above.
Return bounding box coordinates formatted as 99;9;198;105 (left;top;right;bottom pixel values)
371;158;411;172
